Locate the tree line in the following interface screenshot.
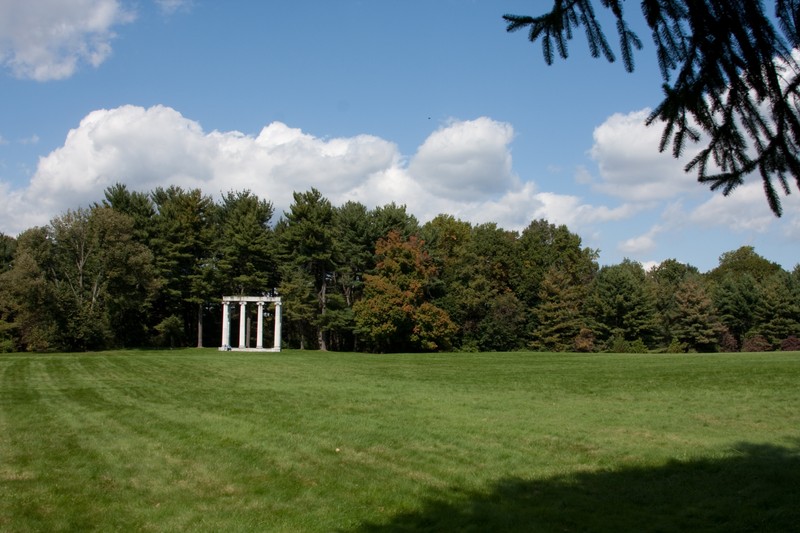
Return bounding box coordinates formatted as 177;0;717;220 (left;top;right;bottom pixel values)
1;184;798;353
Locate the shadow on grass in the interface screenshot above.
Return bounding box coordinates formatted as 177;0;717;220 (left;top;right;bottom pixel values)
348;442;800;533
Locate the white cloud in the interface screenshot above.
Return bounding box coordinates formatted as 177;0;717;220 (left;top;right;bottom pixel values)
684;180;800;244
688;182;782;233
641;260;660;272
1;105;401;233
531;192;643;228
408;117;516;201
0;0;134;81
589;109;700;201
618;225;662;255
0;105;641;240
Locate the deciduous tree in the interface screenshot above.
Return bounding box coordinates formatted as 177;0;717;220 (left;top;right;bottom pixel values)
0;233;16;273
0;228;56;351
512;219;597;311
354;231;456;352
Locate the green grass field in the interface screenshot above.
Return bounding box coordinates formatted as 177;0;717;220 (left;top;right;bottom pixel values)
1;350;799;532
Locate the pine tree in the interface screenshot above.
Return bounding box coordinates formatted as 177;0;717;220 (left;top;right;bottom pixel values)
277;188;337;351
217;190;276;295
150;186;217;347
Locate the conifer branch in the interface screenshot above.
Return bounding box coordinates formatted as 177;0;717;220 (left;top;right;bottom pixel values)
507;0;800;216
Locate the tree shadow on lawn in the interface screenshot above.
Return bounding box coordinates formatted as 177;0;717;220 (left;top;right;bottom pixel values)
348;442;800;533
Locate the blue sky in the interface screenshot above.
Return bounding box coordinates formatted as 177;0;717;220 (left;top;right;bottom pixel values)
0;0;798;272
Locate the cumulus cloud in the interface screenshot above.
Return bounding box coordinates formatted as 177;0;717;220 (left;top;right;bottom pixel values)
408;117;517;201
1;105;401;232
589;109;700;201
0;0;135;81
0;105;636;238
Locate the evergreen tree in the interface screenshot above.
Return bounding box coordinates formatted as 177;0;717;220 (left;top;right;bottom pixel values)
277;188;337;350
150;186;217;347
531;266;592;352
671;275;725;352
334;201;377;307
328;201;377;350
754;271;800;348
713;273;761;348
589;259;658;348
370;202;419;240
217;190;277;295
505;1;800;215
100;183;156;245
276;265;317;350
647;259;701;346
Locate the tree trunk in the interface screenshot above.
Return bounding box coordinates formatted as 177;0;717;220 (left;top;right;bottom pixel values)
196;303;203;348
318;276;328;351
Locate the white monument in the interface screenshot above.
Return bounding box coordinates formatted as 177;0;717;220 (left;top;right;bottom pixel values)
219;295;282;352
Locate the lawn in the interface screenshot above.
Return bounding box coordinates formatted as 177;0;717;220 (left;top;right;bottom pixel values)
1;350;799;532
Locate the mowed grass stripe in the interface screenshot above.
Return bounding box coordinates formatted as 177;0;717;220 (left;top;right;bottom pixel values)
1;350;799;532
35;355;359;531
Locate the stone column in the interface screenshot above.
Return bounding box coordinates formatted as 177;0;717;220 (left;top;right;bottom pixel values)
256;301;265;349
238;301;247;349
221;301;230;350
273;301;282;351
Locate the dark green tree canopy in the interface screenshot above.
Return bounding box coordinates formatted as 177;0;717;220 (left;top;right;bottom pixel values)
505;0;800;215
